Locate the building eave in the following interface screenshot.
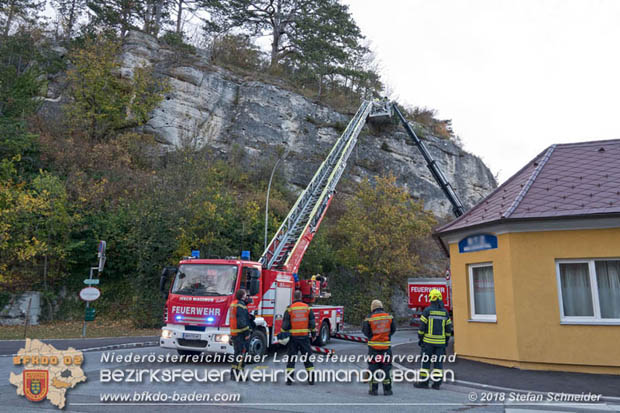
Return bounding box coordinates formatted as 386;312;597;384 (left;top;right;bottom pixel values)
435;212;620;246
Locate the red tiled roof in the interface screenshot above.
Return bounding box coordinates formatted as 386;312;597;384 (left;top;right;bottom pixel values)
436;139;620;234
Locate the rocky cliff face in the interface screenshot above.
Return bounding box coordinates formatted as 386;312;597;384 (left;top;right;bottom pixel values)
120;32;497;216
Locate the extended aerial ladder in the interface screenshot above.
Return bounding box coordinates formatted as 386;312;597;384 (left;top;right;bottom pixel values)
259;99;466;275
260;100;377;272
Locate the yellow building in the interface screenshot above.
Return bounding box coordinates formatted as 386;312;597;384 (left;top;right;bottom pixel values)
435;139;620;375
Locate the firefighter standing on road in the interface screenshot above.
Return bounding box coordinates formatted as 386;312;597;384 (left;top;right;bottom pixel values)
362;299;396;396
281;289;316;385
230;289;255;381
414;288;452;390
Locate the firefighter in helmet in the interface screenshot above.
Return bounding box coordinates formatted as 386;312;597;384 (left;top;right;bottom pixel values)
362;299;396;396
281;289;316;385
414;288;452;389
229;289;255;381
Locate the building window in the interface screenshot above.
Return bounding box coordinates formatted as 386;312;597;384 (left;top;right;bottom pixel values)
556;259;620;323
468;263;496;321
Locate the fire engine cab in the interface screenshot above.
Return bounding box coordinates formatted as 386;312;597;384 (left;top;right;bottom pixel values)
160;257;343;355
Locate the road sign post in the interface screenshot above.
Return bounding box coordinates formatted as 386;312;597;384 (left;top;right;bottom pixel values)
82;240;105;338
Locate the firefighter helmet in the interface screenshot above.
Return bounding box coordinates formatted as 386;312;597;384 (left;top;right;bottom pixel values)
429;289;442;302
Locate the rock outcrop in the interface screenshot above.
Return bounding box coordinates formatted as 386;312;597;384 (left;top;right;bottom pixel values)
0;292;41;326
52;31;498;216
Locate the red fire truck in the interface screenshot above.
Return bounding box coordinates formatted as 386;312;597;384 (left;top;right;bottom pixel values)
159;257;342;355
408;272;453;326
159;100;465;356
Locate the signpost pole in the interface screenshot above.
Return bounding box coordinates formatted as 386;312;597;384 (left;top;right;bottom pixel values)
82;241;105;338
82;302;89;337
81;267;94;338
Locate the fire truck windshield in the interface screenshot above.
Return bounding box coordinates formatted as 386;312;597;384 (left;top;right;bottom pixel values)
171;264;238;296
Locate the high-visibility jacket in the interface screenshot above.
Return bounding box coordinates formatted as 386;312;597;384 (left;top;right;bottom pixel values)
229;299;250;336
362;309;396;350
418;300;452;345
281;300;316;337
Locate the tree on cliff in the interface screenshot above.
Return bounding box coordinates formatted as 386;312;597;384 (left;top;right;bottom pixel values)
170;0;200;34
0;31;48;174
86;0;168;36
65;36;167;140
287;0;362;98
87;0;141;36
0;0;44;36
51;0;87;38
202;0;363;69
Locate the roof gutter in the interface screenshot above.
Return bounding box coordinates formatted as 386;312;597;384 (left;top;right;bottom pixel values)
434;211;620;239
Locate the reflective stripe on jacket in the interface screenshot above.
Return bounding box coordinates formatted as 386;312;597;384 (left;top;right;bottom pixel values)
362;308;396;350
229;299;250;336
281;300;316;336
418;301;452;345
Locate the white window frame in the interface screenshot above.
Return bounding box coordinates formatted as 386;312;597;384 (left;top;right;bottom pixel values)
556;258;620;325
468;263;497;322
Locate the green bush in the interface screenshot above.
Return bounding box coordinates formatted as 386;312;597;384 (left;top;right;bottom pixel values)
160;31;196;55
0;291;10;311
211;35;263;70
66;36;167;141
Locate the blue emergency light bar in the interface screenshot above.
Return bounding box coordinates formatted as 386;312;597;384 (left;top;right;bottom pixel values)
174;314;216;324
241;250;250;260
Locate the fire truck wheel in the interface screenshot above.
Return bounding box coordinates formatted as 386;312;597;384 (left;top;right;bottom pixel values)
177;349;202;357
249;329;267;357
314;321;330;346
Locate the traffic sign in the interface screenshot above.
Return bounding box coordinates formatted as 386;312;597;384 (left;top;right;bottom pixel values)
84;279;100;285
98;240;106;257
97;240;107;272
85;307;96;321
79;287;101;302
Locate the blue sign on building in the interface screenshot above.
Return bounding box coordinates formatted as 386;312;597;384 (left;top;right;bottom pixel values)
458;234;498;253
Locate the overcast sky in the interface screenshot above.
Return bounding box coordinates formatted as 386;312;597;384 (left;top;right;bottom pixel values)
342;0;620;182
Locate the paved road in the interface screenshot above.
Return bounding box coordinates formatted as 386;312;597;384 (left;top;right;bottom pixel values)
1;332;619;412
0;336;159;356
